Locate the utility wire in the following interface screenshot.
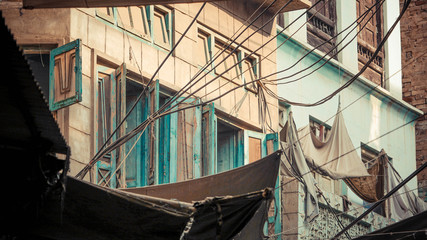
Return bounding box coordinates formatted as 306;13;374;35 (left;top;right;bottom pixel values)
77;0;301;175
201;0;378;100
162;0;393;116
76;2;207;179
262;0;385;85
269;186;425;238
80;0;409;178
86;0;406;172
77;0;281;178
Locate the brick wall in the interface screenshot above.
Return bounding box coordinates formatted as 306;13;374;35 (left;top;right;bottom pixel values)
400;0;427;201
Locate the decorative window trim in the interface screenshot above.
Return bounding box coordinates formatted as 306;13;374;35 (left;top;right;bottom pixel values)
197;28;214;70
49;39;82;111
213;37;242;84
240;50;260;94
95;6;173;51
116;6;151;41
147;5;172;50
96;7;115;24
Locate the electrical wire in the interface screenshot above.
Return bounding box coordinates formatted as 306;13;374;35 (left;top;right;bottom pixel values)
76;0;300;177
80;0;411;181
86;0;410;175
262;0;385;85
200;0;378;101
76;2;207;179
269;186;426;238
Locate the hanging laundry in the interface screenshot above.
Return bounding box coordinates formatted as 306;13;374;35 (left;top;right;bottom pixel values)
385;157;427;222
280;112;319;222
298;109;369;179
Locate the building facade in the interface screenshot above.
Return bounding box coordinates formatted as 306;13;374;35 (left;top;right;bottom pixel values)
400;0;427;202
276;0;423;239
2;0;305;237
1;0;424;239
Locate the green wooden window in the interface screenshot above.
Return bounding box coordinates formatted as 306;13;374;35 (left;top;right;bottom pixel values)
95;63;160;188
95;64;126;188
49;39;82;111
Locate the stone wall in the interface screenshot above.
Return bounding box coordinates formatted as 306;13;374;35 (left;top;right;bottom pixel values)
400;0;427;201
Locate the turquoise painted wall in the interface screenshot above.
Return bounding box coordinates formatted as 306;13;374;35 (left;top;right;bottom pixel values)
276;33;420;205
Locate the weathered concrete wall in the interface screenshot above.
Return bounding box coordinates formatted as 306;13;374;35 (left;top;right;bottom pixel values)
400;0;427;202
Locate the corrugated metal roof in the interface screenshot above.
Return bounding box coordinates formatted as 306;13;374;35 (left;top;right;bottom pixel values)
0;12;68;154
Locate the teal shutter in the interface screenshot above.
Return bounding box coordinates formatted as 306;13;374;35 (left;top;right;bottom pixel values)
124;89;144;188
49;39;82;111
202;103;217;176
158;98;172;184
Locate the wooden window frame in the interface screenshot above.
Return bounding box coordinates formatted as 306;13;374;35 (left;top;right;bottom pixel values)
309;115;332;142
49;39;82;111
96;6;173;50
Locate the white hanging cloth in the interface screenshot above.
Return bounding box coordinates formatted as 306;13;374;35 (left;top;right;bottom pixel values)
385;159;427;221
280;112;319;222
298;110;370;180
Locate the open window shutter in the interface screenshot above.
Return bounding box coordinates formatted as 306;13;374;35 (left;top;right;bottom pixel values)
158;98;177;184
114;64;127;188
95;64;128;189
96;72;114;188
124;81;144;188
49;39;82;111
144;80;159;185
175;97;201;181
202;103;217;176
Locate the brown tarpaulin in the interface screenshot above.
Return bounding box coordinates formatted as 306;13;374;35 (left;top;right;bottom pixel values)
344;151;385;203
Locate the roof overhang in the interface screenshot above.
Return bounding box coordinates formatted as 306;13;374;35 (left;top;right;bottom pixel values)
19;0;310;12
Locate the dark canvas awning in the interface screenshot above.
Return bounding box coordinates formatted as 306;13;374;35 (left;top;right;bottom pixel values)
353;210;427;240
121;150;281;202
17;151;281;239
26;176;272;240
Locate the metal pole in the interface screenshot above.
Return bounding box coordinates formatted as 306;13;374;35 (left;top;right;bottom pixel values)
333;161;427;239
